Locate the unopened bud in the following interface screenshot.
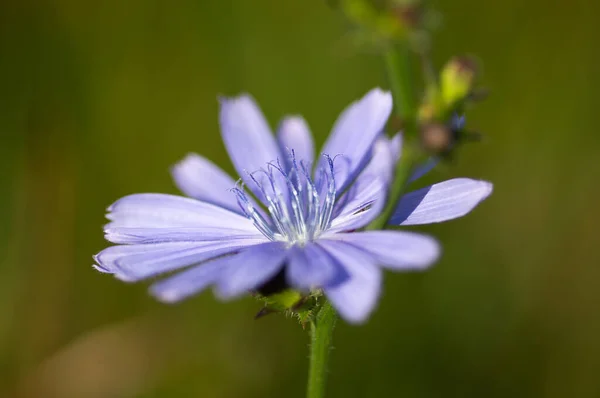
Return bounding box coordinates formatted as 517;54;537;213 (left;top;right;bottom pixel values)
391;3;423;29
420;122;454;155
420;115;483;157
417;83;445;122
440;56;478;107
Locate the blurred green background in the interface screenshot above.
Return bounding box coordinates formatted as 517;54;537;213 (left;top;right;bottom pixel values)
1;0;600;397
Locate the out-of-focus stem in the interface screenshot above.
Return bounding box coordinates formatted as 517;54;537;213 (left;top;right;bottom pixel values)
367;42;420;230
383;43;417;121
366;147;416;230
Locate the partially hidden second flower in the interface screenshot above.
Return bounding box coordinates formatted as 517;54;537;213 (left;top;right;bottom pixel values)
93;88;492;323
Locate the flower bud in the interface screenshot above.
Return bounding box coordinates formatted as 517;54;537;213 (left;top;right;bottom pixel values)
253;289;319;327
420;115;482;157
418;84;445;121
420;122;455;155
339;0;412;44
440;56;478;107
390;2;423;29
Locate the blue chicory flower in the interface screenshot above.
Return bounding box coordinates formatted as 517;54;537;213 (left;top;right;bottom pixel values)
94;88;492;323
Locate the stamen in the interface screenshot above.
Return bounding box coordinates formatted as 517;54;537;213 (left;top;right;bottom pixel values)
319;155;337;232
233;153;339;245
269;159;307;238
231;186;276;241
250;169;289;239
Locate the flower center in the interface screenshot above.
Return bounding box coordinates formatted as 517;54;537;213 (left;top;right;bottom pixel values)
232;152;337;245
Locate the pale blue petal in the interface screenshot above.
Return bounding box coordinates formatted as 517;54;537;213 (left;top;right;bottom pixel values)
219;95;283;200
326;176;386;233
215;242;288;299
326;230;440;270
171;153;241;214
390;178;493;225
328;138;393;233
389;133;402;161
277;116;314;165
361;136;396;184
105;226;263;244
319;88;392;191
408;158;438;183
149;257;226;303
320;154;351;199
94;238;265;282
105;194;256;232
286;243;348;290
318;240;381;324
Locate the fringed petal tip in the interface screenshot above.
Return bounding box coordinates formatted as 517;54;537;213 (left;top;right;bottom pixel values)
91;262;111;274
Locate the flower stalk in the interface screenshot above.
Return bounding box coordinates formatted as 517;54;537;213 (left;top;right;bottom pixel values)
367;41;421;230
307;300;337;398
383;43;417;122
306;39;423;398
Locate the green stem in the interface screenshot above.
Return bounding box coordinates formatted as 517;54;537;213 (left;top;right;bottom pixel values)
366;147;416;230
307;300;337;398
305;40;422;398
383;43;416;121
367;43;420;230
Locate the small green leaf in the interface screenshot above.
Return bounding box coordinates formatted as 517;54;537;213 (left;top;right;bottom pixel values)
253;289;323;327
